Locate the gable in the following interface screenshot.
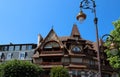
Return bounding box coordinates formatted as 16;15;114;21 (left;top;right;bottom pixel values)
40;29;64;49
45;29;59;42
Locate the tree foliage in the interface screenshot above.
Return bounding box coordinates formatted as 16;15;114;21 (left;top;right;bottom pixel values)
104;19;120;69
50;66;70;77
0;60;43;77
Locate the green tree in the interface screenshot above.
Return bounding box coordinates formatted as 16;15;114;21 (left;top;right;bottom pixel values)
0;63;4;77
50;66;70;77
0;60;43;77
104;19;120;73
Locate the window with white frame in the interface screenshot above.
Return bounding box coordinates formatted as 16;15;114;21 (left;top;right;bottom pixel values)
27;45;32;50
21;45;26;51
15;46;20;51
9;46;14;51
6;53;12;60
4;46;8;51
19;52;26;60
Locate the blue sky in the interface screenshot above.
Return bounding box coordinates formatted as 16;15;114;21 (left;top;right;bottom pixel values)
0;0;120;44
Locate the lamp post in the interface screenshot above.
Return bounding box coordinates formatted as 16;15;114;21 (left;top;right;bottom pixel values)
102;34;120;75
102;34;119;55
76;0;101;77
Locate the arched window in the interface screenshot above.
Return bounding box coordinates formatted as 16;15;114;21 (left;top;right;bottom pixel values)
43;41;60;51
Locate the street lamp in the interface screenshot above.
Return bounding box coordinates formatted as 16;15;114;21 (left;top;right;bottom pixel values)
76;0;101;77
102;34;119;55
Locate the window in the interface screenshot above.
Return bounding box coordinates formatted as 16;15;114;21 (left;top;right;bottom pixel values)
43;41;60;51
15;46;20;51
72;46;81;52
4;46;8;51
77;71;81;76
71;70;76;76
19;52;26;60
44;42;59;48
27;45;32;50
21;45;26;51
9;46;14;51
89;60;95;65
6;53;12;60
71;58;82;63
43;57;61;62
83;59;89;64
0;46;4;51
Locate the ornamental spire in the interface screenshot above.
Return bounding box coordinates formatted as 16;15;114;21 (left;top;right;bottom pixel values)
71;24;82;39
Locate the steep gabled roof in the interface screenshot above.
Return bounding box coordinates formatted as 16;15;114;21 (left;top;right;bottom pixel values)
70;24;82;39
44;28;60;42
39;28;64;49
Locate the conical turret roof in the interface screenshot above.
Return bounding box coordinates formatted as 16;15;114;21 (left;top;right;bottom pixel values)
71;24;82;39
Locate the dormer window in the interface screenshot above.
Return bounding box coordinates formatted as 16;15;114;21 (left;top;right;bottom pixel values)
43;41;60;51
9;46;14;51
